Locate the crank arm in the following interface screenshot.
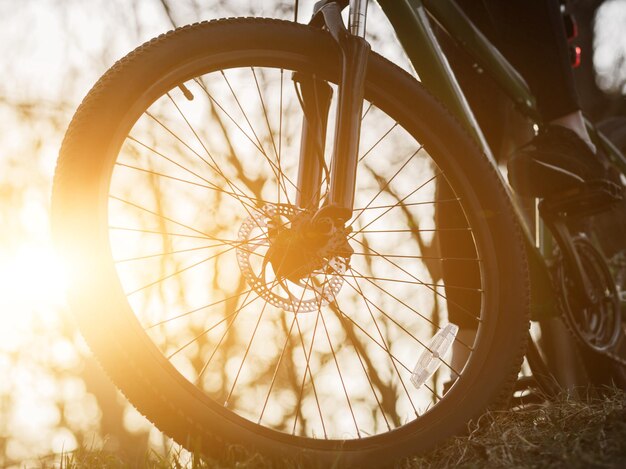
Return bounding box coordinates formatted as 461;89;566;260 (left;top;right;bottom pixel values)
539;202;597;307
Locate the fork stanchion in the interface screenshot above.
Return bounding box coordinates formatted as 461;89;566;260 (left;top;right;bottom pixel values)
294;73;333;210
310;0;371;221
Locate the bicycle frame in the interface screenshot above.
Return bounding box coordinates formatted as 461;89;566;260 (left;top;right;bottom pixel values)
379;0;626;170
395;0;563;318
314;0;626;319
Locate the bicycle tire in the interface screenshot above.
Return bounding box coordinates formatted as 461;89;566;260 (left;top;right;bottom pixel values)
52;18;530;466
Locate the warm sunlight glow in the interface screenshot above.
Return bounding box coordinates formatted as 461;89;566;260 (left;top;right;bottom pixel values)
0;0;625;466
0;243;67;318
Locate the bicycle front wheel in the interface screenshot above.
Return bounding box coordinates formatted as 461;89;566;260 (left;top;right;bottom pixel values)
53;18;529;466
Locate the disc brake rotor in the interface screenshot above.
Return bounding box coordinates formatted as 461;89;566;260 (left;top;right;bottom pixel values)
236;204;346;313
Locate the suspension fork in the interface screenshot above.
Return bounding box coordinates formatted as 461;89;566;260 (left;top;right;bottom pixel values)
293;73;333;210
295;0;370;220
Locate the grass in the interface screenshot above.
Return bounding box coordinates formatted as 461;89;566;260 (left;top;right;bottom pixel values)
407;387;626;469
44;387;626;469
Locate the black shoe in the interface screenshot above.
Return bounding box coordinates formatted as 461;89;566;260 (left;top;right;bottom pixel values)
507;125;621;199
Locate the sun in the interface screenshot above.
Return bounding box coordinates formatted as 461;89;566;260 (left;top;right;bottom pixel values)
0;241;68;318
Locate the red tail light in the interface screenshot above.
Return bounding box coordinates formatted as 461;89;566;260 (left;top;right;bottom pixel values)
570;45;581;68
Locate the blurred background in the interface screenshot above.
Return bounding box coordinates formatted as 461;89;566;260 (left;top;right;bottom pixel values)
0;0;624;466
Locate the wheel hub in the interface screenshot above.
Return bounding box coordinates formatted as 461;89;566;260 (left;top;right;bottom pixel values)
265;209;352;282
236;205;353;313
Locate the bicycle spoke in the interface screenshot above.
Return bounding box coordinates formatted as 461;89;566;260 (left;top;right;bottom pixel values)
350;274;419;419
221;70;273;156
319;291;412;374
145;287;253;330
344;271;483;293
110;227;266;259
190;82;297;238
318;306;362;438
145;110;252;203
347;265;440;329
350;170;441;234
350;252;481;262
116;161;215;191
361;102;373;121
110;195;216;238
350;236;482;327
349;147;427;227
352;198;460;212
162;91;266;225
252;67;294;209
115;243;234;264
287;277;328;435
122;137;261;214
224;298;269;407
167;287;256;360
292;309;327;437
258;276;311;426
331;296;392;431
198;74;297;202
278;68;284;206
353;227;471;234
330;279;440;401
252;67;280;161
257;313;297;424
109;195;269;252
341;269;461;378
358;122;398;162
125;244;238;296
110;226;213;240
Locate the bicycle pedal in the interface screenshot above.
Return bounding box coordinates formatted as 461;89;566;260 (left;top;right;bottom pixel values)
513;375;537;392
540;179;623;218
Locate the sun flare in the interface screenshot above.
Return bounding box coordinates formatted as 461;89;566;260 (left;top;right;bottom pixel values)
0;242;67;317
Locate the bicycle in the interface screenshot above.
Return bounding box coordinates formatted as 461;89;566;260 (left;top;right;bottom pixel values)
51;0;626;466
